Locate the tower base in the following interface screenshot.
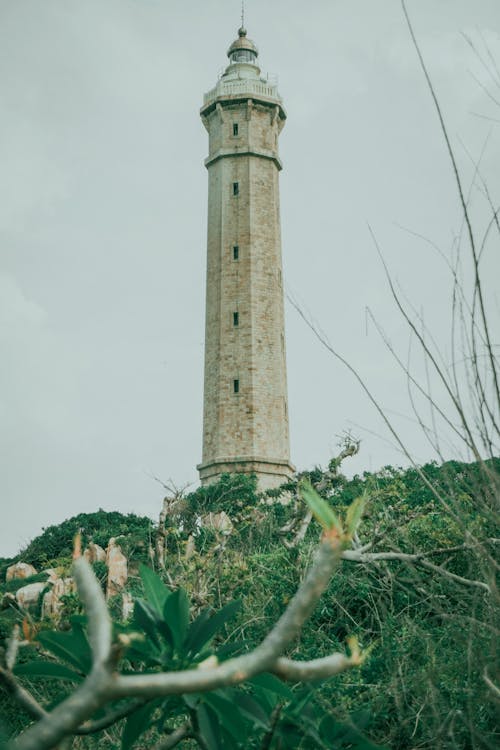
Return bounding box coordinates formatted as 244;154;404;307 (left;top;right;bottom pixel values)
197;456;295;491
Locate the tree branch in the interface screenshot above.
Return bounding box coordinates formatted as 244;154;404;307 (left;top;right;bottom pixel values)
341;549;491;593
72;555;112;668
149;724;193;750
111;537;345;699
75;699;147;735
10;539;350;750
272;652;360;681
0;665;47;722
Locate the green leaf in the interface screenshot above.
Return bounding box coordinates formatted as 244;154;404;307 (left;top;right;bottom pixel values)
248;672;293;700
186;600;242;656
121;700;161;750
37;630;92;674
133;600;161;648
232;692;270;731
14;661;83;682
215;639;252;661
139;565;170;614
184;608;212;653
196;704;221;750
163;588;190;652
133;599;175;652
205;691;249;740
182;692;202;709
299;479;343;533
345;494;367;536
250;683;276;713
320;714;388;749
287;688;315;718
122;636;161;665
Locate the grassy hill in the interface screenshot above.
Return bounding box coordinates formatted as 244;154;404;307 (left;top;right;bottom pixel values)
1;459;498;749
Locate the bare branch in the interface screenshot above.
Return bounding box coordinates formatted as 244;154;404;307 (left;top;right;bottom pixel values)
483;668;500;700
72;556;112;667
401;0;500;419
0;626;48;723
260;704;283;750
283;509;313;549
341;549;491;594
148;723;193;750
0;664;47;722
273;652;359;681
76;699;147;735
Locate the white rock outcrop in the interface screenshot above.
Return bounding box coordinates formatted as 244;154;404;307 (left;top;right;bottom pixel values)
15;582;46;610
6;562;37;582
1;592;16;610
83;542;106;564
121;592;134;620
41;577;76;621
106;538;128;599
200;511;233;535
43;568;64;583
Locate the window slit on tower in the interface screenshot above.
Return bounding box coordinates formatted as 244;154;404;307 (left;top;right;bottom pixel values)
233;182;239;196
233;245;239;260
233;379;240;394
233;311;239;327
233;122;239;136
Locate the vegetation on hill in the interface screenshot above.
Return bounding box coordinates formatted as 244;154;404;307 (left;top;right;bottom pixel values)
1;457;498;749
0;511;153;579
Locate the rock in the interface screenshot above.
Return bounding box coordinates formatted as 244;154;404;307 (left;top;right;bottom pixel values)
41;578;76;621
83;542;106;564
106;538;128;599
1;592;16;610
185;534;196;559
122;592;134;621
200;511;233;535
15;582;46;610
6;562;37;582
43;568;61;583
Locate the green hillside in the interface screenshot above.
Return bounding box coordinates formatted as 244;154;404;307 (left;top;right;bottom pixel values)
1;459;498;749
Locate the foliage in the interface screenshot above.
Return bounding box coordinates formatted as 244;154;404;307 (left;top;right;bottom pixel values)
185;472;259;516
2;573;49;595
1;460;498;749
10;564;385;749
5;510;153;571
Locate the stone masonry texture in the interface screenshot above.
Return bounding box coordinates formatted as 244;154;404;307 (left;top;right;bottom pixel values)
197;72;295;490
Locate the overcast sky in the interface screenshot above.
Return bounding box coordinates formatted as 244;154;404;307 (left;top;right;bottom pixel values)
1;0;499;558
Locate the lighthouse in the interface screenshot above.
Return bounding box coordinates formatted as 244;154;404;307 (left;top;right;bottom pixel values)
197;27;294;489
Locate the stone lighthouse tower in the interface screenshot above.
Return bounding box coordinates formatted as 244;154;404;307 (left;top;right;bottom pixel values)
197;26;294;489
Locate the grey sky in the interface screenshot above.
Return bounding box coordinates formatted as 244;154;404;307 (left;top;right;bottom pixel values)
1;1;499;557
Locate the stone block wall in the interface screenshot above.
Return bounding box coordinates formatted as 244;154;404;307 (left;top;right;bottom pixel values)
198;97;294;488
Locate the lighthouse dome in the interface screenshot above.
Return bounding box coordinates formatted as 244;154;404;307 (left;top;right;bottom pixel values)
227;27;259;65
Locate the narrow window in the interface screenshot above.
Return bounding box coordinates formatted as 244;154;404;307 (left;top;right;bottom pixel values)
233;311;239;327
233;245;239;260
233;379;239;394
233;181;239;196
233;122;239;136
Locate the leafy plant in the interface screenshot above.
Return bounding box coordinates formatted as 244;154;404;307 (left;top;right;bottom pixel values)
12;564;384;749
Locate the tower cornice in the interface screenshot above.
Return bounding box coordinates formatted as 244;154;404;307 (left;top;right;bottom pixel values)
204;147;283;171
201;85;286;122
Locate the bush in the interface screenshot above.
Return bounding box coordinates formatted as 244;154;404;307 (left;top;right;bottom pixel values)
14;510;153;569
